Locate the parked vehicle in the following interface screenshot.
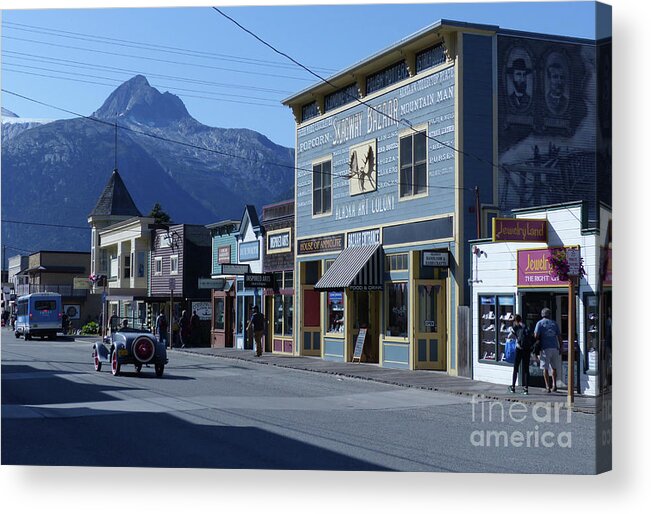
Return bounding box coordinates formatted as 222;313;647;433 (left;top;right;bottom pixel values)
92;327;168;377
14;292;62;340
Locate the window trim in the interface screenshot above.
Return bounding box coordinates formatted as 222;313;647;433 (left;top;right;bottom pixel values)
384;280;409;341
170;254;179;275
311;156;333;218
154;256;163;276
398;123;429;202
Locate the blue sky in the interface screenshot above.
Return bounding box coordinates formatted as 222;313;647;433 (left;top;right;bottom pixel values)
1;1;611;148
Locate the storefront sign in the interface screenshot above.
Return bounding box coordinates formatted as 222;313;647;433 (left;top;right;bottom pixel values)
198;278;225;289
517;249;568;287
267;229;292;254
244;273;275;289
352;328;368;363
222;263;250;275
347;228;381;248
566;248;581;276
297;234;345;255
422;250;450;267
73;277;91;290
218;246;231;264
239;241;260;262
63;304;80;320
493;218;547;242
191;301;212;321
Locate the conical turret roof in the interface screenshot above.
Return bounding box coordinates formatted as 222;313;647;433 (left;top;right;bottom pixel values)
89;169;142;218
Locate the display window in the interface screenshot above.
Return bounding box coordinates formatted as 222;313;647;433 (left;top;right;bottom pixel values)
385;282;408;338
584;293;599;372
213;297;225;330
478;294;515;363
326;291;345;334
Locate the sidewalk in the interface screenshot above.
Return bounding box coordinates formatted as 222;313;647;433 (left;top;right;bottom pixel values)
175;346;604;415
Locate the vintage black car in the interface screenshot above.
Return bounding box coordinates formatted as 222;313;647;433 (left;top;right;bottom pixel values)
92;328;168;377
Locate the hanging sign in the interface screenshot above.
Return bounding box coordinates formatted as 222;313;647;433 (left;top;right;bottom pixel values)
566;248;581;276
422;250;450;267
221;263;251;275
218;246;231;264
244;273;275;289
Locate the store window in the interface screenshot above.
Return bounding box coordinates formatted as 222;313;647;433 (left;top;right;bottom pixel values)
214;297;224;330
386;282;408;337
584;293;599;372
478;294;516;363
399;130;427;197
327;291;345;334
283;295;293;336
284;271;294;290
274;294;283;335
313;160;332;216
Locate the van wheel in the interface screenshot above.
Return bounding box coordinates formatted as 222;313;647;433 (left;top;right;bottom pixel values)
14;331;20;339
25;332;31;341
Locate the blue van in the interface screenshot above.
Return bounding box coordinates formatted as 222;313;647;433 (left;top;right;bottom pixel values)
14;293;63;340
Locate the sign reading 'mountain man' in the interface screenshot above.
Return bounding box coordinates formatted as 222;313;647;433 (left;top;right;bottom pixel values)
493;218;547;242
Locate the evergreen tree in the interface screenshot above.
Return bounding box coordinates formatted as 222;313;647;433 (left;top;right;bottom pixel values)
149;203;172;224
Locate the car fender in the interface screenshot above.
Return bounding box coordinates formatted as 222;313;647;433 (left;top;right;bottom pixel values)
93;341;110;361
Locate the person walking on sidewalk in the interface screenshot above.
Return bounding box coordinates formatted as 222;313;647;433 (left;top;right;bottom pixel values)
155;311;169;348
246;305;266;357
534;307;562;393
508;315;532;395
179;309;191;349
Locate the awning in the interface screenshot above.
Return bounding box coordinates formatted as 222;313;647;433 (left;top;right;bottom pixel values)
315;244;384;291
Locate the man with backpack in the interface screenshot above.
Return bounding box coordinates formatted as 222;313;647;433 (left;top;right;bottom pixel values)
246;305;266;357
508;314;532;395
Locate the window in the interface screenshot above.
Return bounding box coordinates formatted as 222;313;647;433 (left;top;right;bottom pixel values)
274;295;284;335
400;130;428;197
137;251;146;278
366;61;409;94
110;256;118;279
99;249;108;274
154;257;163;275
123;254;131;279
386;283;408;337
387;253;409;271
170;255;179;275
478;294;515;363
324;83;359;112
283;295;293;336
35;300;57;311
313;160;332;216
415;44;446;73
284;271;294;290
302;101;318;122
326;291;344;334
213;297;225;330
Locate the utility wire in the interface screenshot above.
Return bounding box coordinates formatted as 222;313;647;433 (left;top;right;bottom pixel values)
2;88;474;194
2;20;337;75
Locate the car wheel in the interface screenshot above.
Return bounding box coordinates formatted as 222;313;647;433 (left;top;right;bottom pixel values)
155;363;164;378
111;350;121;376
134;363;142;373
92;348;102;372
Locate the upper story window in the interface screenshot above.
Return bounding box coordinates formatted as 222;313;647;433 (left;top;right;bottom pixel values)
366;61;408;95
386;253;409;271
170;255;179;275
324;83;359;113
313;160;332;216
416;44;446;73
399;130;428;198
302;101;318;122
123;254;131;279
154;257;163;276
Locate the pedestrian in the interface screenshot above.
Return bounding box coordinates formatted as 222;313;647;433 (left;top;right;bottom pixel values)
179;309;191;348
246;305;266;357
534;307;562;393
190;310;201;347
172;316;180;347
109;313;119;334
155;311;169;347
62;313;70;335
508;315;532;395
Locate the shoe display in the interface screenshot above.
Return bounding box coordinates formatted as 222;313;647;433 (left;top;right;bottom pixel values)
483;324;495;331
588;325;598;333
589;313;598;321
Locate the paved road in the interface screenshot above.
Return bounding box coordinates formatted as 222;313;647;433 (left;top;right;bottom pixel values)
2;335;601;473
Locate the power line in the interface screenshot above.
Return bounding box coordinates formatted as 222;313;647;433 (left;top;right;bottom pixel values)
2;88;474;194
2;20;337;75
2;219;91;231
2;35;317;83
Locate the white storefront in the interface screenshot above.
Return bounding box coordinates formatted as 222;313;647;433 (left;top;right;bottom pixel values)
470;202;611;397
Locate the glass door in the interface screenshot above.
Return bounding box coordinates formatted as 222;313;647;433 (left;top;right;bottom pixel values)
414;280;446;370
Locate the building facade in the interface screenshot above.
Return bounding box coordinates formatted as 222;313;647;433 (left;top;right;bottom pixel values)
283;20;610;375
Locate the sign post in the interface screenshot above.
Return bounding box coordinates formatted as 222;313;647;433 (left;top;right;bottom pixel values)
169;277;176;349
565;247;581;407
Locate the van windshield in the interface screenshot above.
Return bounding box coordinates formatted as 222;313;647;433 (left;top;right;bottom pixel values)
35;301;57;311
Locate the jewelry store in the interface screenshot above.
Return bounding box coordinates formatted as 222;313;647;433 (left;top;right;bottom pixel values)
471;202;611;396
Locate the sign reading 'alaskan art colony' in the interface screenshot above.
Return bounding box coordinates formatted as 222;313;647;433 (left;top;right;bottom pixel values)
493;218;547;242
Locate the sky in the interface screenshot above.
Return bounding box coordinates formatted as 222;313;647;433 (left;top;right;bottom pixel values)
1;1;612;149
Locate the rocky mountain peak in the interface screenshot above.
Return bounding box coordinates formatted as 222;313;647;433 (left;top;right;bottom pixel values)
92;74;192;125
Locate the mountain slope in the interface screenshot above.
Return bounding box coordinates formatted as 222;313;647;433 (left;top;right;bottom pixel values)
1;76;295;263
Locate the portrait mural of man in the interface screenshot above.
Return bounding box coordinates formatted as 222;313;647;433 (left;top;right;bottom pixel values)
545;52;570;116
506;54;533;113
348;139;377;196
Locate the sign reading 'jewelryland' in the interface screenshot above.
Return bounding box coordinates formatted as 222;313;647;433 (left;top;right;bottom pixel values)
493;218;547;242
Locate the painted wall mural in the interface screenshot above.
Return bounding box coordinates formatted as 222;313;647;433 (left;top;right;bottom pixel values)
497;36;611;223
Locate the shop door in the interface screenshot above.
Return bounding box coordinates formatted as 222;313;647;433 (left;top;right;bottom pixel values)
302;287;321;356
414;280;446;370
349;291;380;363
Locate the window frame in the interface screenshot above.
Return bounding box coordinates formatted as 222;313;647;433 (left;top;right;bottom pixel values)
154;256;163;276
312;157;333;217
384;281;409;340
170;254;179;275
398;124;429;200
